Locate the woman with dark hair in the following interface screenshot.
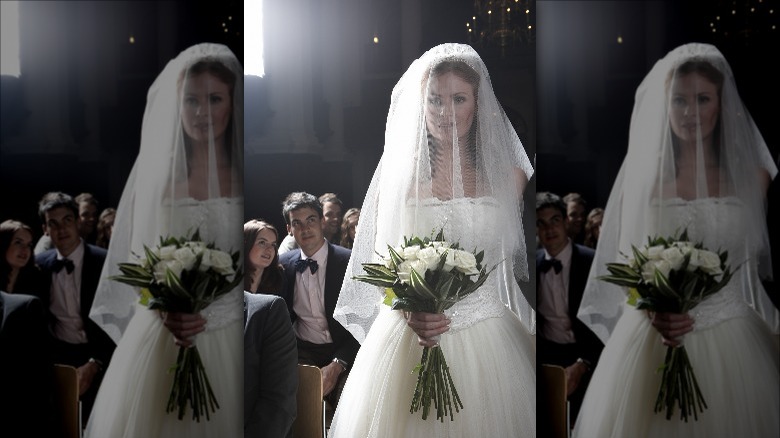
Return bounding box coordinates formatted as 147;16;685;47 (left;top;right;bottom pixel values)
583;207;603;249
0;219;43;294
95;208;116;249
575;43;778;437
338;207;360;250
244;219;284;294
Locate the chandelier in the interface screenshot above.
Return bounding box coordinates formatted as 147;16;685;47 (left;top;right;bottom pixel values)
466;0;535;49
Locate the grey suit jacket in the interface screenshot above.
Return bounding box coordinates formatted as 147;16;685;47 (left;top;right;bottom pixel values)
244;292;298;438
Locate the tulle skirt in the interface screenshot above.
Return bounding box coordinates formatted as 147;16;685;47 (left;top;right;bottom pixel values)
574;305;780;438
328;306;536;438
85;304;242;438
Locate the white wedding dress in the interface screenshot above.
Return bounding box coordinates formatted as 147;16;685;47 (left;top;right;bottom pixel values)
329;197;536;438
85;197;243;438
574;197;780;437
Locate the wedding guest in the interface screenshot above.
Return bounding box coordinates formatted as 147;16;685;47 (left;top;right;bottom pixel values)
575;43;779;437
95;208;116;249
339;207;360;250
0;291;55;436
0;219;44;295
87;43;244;437
34;192;100;255
244;291;298;438
319;192;344;244
563;193;587;245
583;207;604;249
34;191;115;419
277;191;358;417
245;219;285;294
535;192;603;424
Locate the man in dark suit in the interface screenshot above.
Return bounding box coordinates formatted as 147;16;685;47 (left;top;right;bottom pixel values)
244;291;298;438
277;192;359;415
0;291;54;436
34;192;116;418
536;191;604;424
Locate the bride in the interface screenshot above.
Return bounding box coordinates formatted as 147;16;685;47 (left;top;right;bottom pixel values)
574;43;779;437
86;43;244;437
329;43;536;437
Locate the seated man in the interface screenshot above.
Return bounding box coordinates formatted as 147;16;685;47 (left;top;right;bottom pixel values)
536;192;603;425
277;192;359;417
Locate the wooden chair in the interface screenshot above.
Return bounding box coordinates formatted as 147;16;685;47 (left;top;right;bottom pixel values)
52;364;82;438
540;364;570;438
292;364;326;438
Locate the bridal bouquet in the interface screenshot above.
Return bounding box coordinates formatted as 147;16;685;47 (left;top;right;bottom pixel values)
110;229;242;422
598;229;736;422
354;229;497;422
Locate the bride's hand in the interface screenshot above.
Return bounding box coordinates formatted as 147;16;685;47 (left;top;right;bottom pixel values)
161;311;206;347
405;311;450;347
650;311;693;347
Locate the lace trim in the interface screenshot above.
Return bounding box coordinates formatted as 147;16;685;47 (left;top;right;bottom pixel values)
445;287;506;332
690;285;755;331
201;289;243;331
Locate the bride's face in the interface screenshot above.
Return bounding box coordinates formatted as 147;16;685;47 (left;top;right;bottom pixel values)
668;72;720;145
181;72;232;144
425;72;476;144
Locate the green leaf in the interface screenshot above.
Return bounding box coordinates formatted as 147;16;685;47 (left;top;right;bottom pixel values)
387;245;405;269
383;288;397;307
409;268;439;301
353;274;397;288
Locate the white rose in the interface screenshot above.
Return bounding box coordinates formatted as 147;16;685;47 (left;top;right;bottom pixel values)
687;249;702;271
442;250;457;272
660;247;685;271
153;259;184;284
431;241;449;250
416;246;441;271
409;259;429;279
645;245;665;261
453;250;479;275
397;260;412;284
185;241;207;255
208;249;235;275
642;259;671;283
173;247;197;271
402;245;421;261
697;250;723;276
157;245;177;260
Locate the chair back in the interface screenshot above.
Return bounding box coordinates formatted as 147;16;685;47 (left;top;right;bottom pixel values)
540;363;570;438
53;363;82;438
292;364;326;438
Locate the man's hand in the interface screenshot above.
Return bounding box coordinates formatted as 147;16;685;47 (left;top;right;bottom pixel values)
76;360;100;396
650;311;694;347
321;361;344;396
564;361;587;396
405;311;450;347
161;311;207;347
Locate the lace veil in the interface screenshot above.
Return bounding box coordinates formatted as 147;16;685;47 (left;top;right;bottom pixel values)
578;43;778;343
334;43;535;343
90;43;244;343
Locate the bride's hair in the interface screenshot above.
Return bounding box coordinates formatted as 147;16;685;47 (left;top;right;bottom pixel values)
666;59;725;175
177;59;238;175
425;59;480;193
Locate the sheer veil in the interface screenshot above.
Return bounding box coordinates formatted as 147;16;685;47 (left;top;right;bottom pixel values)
334;43;535;343
578;43;778;344
90;43;244;343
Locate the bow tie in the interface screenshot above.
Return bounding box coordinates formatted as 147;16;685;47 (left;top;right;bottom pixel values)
539;258;563;275
295;258;319;274
52;258;75;274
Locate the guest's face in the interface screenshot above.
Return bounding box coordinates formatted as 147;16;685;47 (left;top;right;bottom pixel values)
566;202;586;236
537;206;569;256
426;72;476;144
322;202;342;240
669;72;720;145
345;214;359;241
5;228;32;270
181;72;232;145
78;202;98;236
287;207;326;257
44;206;81;256
248;228;277;270
590;214;603;241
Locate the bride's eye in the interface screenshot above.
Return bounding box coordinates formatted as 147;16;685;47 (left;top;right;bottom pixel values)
209;95;223;104
428;97;442;107
184;96;198;107
697;95;711;104
671;96;686;107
